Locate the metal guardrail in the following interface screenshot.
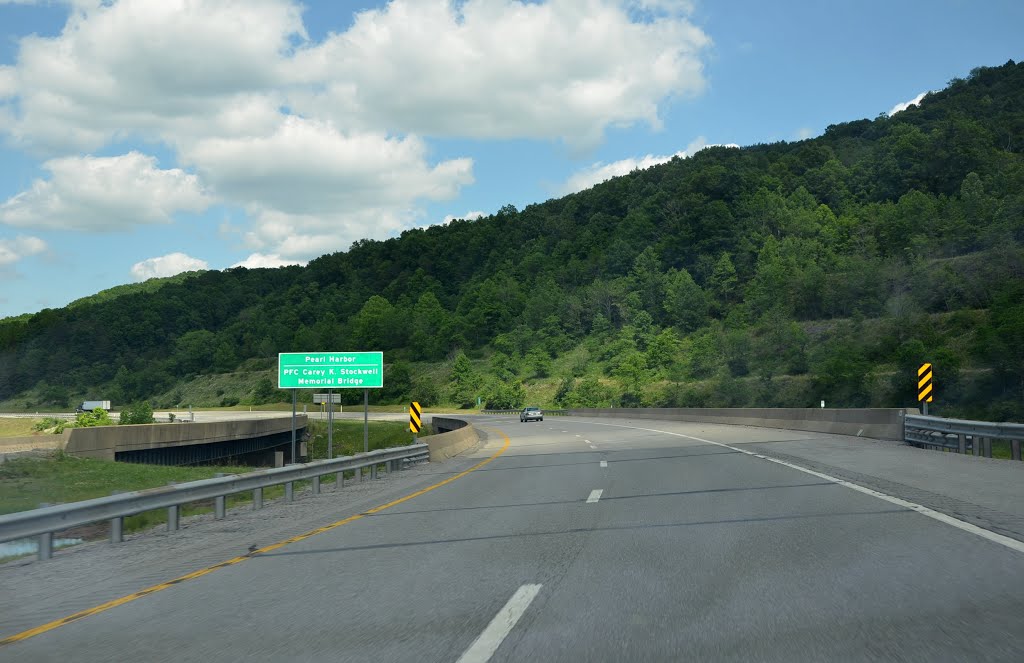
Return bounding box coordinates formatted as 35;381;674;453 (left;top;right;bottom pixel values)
0;443;430;561
904;414;1024;460
480;409;568;416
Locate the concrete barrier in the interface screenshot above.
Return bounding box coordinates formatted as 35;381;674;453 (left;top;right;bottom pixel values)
65;416;308;460
565;408;917;441
423;416;479;461
0;430;71;454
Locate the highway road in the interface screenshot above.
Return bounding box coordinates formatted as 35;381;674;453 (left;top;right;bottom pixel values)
3;415;1024;661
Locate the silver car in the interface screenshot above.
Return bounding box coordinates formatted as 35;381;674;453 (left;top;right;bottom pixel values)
520;407;543;422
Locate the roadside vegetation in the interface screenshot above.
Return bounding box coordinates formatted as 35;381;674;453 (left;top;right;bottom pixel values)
0;418;419;563
2;61;1023;421
0;418;42;438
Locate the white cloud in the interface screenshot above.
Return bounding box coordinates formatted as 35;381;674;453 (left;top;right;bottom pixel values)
290;0;711;148
130;252;208;281
0;66;16;99
0;152;210;231
183;116;472;216
4;0;303;151
889;91;928;116
0;235;47;267
561;136;738;194
796;127;815;140
0;0;714;262
180;116;473;258
443;210;485;224
230;253;306;269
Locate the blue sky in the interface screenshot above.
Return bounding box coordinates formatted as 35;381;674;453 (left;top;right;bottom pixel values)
0;0;1021;318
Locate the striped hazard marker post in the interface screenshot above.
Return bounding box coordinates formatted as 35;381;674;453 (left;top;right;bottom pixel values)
409;401;422;436
918;363;933;416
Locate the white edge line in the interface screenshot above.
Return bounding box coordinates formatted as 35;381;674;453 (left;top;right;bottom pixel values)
586;489;603;504
579;420;1024;555
456;584;543;663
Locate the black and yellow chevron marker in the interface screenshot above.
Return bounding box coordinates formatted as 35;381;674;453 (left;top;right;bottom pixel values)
918;363;933;403
409;401;422;433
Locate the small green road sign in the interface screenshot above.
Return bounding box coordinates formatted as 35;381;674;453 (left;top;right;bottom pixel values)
278;352;384;389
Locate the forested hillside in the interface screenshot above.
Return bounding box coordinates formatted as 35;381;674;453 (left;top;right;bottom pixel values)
2;61;1023;419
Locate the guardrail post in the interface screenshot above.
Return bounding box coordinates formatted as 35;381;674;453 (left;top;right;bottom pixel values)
38;532;53;561
215;495;226;520
1012;440;1022;461
110;516;123;543
972;436;980;457
312;476;321;495
983;438;993;458
336;470;345;488
370;464;377;480
357;467;363;482
957;433;966;455
286;482;294;501
253;487;263;510
167;505;179;531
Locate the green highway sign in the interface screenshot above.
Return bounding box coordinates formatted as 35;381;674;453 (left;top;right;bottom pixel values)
278;352;384;389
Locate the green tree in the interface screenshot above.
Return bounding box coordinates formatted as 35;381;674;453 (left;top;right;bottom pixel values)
663;268;709;332
410;292;450;360
525;347;552;378
351;295;398;349
173;330;217;374
448;351;482;408
120;401;155;425
382;361;412;402
614;351;650;395
483;379;526;409
73;408;114;427
251;377;279;405
708;253;739;308
489;352;517;381
566;376;614;408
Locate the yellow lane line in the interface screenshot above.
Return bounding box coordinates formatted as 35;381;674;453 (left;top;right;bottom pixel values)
0;429;512;647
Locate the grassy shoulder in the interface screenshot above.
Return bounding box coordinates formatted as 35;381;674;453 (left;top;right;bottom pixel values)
0;418;45;438
0;419;420;537
0;454;256;517
306;419;425;459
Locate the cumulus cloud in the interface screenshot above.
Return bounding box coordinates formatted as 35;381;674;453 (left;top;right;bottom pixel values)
289;0;711;148
4;0;303;151
0;152;210;231
889;91;928;116
179;116;473;257
183;117;472;216
561;136;738;194
130;252;208;281
0;0;715;261
0;235;47;267
443;210;486;224
231;253;306;269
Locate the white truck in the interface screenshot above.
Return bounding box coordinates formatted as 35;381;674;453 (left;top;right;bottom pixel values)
76;400;112;413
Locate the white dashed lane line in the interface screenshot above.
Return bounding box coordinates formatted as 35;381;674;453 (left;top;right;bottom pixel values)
456;584;543;663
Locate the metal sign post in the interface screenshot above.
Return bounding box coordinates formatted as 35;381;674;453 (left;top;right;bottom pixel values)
277;351;383;460
290;389;297;464
327;388;334;459
918;363;934;416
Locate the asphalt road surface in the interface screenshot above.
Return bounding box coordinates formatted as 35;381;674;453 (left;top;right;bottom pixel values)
3;415;1023;662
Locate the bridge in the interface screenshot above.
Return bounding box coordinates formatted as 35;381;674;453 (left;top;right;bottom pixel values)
1;410;1023;661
